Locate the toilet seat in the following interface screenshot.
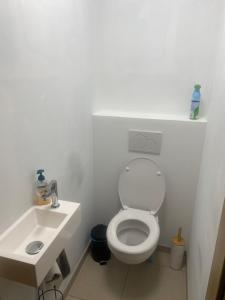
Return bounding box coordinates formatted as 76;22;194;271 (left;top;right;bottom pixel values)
107;209;160;254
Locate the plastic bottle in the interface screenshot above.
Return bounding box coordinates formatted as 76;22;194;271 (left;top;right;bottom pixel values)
35;169;51;205
190;84;201;120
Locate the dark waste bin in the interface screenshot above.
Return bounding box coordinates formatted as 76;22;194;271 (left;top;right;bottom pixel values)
90;224;111;265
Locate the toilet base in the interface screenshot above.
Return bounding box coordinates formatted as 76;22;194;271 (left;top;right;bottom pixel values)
109;244;158;265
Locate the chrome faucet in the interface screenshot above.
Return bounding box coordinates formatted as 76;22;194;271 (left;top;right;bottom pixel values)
43;180;60;208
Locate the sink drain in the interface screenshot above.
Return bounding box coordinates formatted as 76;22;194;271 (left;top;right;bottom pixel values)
26;241;44;255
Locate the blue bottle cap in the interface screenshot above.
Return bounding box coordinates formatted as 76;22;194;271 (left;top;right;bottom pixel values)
36;169;45;182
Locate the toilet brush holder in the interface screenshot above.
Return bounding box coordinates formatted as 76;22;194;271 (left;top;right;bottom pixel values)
170;227;185;270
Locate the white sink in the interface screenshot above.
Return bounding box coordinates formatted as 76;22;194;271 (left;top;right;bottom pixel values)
0;200;81;287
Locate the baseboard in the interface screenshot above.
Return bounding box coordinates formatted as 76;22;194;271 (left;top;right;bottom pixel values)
157;244;171;253
61;242;90;297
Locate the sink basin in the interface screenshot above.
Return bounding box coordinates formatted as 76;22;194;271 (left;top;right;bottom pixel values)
0;200;80;287
1;209;67;255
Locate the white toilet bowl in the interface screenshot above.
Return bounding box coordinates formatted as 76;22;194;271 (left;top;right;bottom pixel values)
107;209;160;264
106;158;165;264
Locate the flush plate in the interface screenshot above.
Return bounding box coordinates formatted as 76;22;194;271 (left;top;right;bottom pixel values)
128;130;162;154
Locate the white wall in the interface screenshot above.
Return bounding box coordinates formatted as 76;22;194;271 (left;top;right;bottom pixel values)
188;6;225;300
93;113;206;246
0;1;94;299
93;0;221;117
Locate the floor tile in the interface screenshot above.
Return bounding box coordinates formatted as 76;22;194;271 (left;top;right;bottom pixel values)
152;251;171;267
68;253;128;300
66;297;82;300
122;261;186;300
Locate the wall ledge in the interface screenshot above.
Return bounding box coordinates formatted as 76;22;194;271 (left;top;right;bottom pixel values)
93;111;208;123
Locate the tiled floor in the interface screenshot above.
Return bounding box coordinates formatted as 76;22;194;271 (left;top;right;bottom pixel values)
66;251;187;300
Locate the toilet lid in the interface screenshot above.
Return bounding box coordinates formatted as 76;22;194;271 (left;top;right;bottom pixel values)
118;158;165;214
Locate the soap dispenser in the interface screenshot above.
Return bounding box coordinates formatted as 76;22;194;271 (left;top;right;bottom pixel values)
35;169;51;205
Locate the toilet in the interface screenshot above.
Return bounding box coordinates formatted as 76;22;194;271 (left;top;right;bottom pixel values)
107;158;166;264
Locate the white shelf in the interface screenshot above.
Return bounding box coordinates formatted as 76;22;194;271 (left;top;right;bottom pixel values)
93;110;208;123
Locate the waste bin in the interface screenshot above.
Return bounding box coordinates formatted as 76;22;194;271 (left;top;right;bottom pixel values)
90;224;111;265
